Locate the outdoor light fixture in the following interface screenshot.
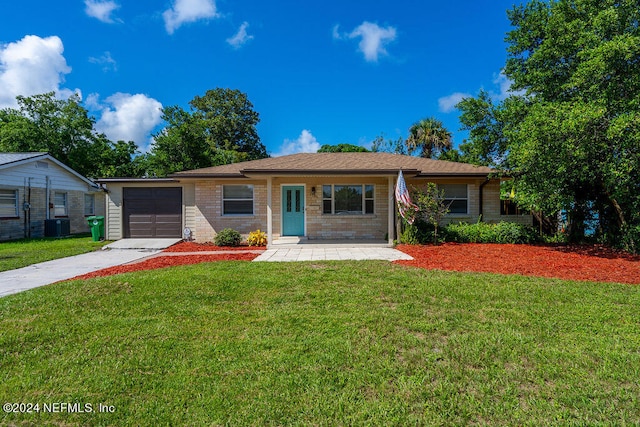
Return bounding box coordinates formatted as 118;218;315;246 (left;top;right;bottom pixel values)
311;187;316;196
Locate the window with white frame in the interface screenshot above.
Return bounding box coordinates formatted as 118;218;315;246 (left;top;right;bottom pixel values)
54;192;68;217
84;194;95;216
0;189;19;218
322;184;374;214
440;184;468;214
222;185;254;215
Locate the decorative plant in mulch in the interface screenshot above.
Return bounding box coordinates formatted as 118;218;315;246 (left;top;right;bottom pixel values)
395;243;640;285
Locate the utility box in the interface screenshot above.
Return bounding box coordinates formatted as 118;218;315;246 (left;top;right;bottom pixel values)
44;219;71;237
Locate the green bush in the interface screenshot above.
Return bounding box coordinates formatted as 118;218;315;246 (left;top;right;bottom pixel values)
214;228;242;247
444;221;539;244
621;224;640;254
400;219;435;245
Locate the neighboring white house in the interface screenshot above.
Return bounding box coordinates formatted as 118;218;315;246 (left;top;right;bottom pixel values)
0;153;105;241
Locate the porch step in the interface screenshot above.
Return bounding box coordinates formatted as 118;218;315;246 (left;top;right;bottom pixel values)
268;237;392;249
271;236;308;246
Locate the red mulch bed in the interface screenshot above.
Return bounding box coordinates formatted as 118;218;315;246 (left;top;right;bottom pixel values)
395;243;640;284
163;241;265;252
72;253;259;280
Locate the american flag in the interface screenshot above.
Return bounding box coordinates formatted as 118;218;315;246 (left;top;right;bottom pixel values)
395;170;419;224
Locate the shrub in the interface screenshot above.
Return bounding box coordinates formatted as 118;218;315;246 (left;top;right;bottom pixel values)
247;229;267;247
444;221;539;244
621;224;640;254
214;228;242;247
401;219;435;245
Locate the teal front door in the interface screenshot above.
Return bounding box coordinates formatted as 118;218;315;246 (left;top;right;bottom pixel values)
282;186;305;236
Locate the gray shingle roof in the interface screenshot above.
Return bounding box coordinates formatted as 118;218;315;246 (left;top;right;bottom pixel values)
0;152;47;166
171;152;494;178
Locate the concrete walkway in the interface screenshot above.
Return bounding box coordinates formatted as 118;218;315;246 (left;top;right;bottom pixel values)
253;247;413;262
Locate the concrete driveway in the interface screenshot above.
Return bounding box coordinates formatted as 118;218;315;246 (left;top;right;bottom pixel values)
0;239;180;298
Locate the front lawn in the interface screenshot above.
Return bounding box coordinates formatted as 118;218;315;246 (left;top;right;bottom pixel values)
1;261;639;425
0;235;109;272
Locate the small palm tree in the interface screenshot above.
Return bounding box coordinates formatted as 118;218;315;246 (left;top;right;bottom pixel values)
406;117;452;158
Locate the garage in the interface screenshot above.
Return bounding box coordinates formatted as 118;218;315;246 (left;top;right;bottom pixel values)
123;187;182;238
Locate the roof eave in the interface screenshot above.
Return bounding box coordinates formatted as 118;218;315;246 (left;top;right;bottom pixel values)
242;168;421;176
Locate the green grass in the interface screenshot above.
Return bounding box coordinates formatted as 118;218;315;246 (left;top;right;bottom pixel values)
1;261;639;425
0;235;109;272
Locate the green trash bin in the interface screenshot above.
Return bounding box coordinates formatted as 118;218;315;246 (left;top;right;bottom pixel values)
87;216;105;241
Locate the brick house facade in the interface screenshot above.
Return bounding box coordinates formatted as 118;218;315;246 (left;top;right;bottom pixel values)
100;153;532;245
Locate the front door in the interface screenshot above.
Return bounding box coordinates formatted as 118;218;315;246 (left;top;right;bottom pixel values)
282;186;305;236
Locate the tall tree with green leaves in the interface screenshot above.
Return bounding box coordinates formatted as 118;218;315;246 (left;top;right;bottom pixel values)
457;0;640;249
0;92;141;178
405;117;452;159
148;88;267;176
317;143;369;153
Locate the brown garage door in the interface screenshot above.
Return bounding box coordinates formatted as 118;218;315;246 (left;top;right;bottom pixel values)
123;187;182;238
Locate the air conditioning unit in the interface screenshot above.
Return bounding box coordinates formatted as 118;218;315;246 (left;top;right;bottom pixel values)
44;219;71;237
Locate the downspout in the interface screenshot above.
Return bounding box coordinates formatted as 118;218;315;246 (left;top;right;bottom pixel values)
478;178;490;222
45;176;50;220
27;177;32;238
23;178;27;238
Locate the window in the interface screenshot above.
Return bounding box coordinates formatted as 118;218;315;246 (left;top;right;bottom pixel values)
440;184;468;214
84;194;95;216
323;184;374;215
54;192;68;217
0;189;19;217
223;185;253;215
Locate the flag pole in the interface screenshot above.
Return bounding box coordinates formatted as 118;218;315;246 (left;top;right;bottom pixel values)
395;168;402;242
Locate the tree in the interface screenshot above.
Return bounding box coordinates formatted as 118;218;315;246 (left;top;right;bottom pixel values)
405;117;452;159
370;133;407;155
0;92;141;178
317;143;369;153
456;0;640;249
413;183;450;244
148;88;267;176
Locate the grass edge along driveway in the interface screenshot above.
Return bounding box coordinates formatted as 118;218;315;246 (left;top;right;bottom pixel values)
1;261;639;426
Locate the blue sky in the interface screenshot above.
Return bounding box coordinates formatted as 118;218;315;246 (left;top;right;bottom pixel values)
1;0;520;157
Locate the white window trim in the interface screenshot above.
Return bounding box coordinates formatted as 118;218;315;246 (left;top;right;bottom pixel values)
439;184;469;215
322;184;375;215
84;194;95;216
0;189;19;218
54;192;68;217
222;184;254;216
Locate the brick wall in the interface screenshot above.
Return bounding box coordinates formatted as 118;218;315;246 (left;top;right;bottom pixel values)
194;179;267;242
190;176;532;243
0;184;105;241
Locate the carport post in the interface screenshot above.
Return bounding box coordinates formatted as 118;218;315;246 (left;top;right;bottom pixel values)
267;176;273;245
388;176;394;245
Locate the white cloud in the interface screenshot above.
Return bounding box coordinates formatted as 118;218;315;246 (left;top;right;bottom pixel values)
334;21;397;62
491;71;526;100
227;22;253;49
276;130;320;156
89;51;118;72
438;92;471;113
163;0;219;34
0;35;74;109
84;0;120;23
95;93;163;150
